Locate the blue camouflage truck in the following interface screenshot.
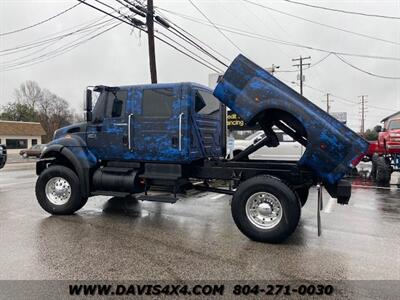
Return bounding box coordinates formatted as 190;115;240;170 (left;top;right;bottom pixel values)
35;55;369;243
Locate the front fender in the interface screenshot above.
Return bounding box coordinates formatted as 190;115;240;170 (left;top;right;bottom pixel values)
38;138;97;198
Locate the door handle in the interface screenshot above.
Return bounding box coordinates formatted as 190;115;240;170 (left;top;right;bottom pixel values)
128;114;134;150
178;113;184;151
114;123;127;127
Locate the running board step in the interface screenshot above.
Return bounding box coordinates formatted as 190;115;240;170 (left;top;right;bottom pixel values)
137;195;178;204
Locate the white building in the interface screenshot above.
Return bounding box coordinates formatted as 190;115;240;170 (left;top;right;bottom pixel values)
0;120;45;153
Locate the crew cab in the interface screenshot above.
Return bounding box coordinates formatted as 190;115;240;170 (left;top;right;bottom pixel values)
34;55;368;243
231;130;304;160
0;144;6;169
378;118;400;152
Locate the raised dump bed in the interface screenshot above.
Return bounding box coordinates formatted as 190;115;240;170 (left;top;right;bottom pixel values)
214;54;369;186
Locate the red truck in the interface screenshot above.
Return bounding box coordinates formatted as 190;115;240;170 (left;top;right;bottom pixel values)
364;118;400;184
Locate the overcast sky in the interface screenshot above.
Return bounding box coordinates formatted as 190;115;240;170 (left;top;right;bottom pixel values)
1;0;399;131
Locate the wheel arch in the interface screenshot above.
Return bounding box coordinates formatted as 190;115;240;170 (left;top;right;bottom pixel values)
37;145;91;198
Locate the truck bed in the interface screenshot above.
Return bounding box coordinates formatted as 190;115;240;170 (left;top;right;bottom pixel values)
189;159;315;189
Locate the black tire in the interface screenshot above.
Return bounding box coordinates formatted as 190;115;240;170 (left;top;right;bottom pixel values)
295;187;309;207
376;157;391;184
231;175;301;243
36;165;87;215
370;154;378;179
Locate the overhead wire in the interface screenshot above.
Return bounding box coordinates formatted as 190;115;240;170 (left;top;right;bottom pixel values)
0;2;82;36
187;0;244;53
334;54;400;80
111;0;227;71
0;18;117;67
277;52;332;72
281;0;400;20
243;0;400;46
157;7;400;62
154;8;230;65
0;16;114;56
77;0;225;73
2;21;122;72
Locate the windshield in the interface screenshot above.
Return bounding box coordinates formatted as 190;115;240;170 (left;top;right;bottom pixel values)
388;120;400;130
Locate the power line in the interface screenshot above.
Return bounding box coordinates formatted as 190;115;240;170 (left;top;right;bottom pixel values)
277;53;331;72
156;31;223;73
281;0;400;20
0;16;114;55
187;0;244;53
77;0;224;73
1;22;122;72
280;78;395;113
243;0;400;46
157;8;400;62
0;18;117;68
334;54;400;80
114;1;228;71
154;8;231;64
0;2;82;36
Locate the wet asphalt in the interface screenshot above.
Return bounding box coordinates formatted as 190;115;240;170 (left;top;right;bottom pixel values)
0;164;399;281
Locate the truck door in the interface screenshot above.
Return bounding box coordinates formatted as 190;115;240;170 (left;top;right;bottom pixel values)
130;86;187;162
87;88;130;160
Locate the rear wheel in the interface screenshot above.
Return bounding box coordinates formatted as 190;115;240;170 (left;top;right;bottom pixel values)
231;175;301;243
36;165;87;215
376;157;391;184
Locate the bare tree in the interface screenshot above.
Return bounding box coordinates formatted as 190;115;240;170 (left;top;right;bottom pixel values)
38;89;72;142
2;81;74;142
14;81;43;110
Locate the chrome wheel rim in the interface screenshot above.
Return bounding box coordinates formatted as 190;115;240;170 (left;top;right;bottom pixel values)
45;177;71;205
245;192;282;229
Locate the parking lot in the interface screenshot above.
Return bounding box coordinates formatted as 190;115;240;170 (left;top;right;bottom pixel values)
0;162;399;284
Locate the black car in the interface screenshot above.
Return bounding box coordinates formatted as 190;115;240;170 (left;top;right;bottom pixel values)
0;144;7;169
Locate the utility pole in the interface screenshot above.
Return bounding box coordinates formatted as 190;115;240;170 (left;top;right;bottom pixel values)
359;95;368;134
292;56;311;95
146;0;157;83
322;93;333;113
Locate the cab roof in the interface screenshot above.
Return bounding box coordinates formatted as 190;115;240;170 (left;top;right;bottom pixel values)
96;82;212;92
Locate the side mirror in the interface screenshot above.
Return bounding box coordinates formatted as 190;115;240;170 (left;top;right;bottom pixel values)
85;111;92;122
85;89;92;112
374;125;382;133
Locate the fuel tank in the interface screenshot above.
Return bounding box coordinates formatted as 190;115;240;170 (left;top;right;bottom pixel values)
214;54;369;185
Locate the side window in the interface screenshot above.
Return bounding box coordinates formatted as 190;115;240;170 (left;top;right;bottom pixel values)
195;90;220;115
142;88;175;117
105;90;128;118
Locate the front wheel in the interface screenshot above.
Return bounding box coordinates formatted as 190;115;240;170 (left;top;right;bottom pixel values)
231;175;301;243
36;165;87;215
